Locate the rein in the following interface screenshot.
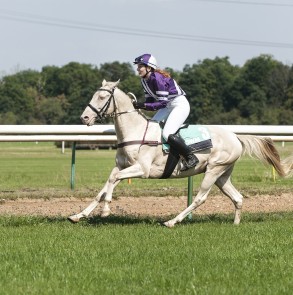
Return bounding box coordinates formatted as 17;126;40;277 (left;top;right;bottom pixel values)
88;86;162;148
88;87;137;121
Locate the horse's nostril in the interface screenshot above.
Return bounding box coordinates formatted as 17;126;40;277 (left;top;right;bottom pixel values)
80;116;89;123
81;116;88;120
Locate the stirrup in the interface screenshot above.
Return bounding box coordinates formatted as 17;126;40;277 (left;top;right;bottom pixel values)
180;155;198;171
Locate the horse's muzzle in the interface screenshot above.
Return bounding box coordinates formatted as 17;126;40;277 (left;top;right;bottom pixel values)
80;115;93;126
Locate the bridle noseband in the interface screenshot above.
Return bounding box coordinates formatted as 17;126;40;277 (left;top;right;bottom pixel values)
87;87;142;123
87;88;116;122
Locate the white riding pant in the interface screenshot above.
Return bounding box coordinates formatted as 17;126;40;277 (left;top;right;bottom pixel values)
151;95;190;141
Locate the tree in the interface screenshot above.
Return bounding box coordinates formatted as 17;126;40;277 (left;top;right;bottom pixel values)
99;61;134;81
0;57;292;125
99;61;144;97
0;70;40;123
0;112;17;124
179;57;238;124
41;63;102;124
228;55;291;124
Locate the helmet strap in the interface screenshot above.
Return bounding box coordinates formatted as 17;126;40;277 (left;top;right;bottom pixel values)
142;66;151;79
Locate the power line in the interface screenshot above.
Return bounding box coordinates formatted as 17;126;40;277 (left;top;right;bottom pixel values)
190;0;293;7
1;9;293;49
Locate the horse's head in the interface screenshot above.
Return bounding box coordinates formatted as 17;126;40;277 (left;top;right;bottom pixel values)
81;79;120;125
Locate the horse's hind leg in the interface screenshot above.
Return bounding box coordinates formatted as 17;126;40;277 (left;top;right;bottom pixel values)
164;170;219;228
215;165;243;225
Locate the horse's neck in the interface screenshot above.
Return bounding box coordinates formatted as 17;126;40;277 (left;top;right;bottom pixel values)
114;112;148;141
114;90;148;141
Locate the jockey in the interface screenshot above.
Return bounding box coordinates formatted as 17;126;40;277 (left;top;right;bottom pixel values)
133;53;198;170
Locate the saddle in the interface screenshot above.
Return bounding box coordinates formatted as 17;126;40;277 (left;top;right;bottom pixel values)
117;121;213;178
160;124;213;179
161;123;213;153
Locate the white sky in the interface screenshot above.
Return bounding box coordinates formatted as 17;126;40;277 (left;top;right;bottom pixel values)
1;0;293;77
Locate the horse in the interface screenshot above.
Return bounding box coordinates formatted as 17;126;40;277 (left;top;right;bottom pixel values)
68;80;293;227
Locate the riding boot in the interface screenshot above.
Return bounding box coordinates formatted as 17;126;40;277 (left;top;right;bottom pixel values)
168;134;199;171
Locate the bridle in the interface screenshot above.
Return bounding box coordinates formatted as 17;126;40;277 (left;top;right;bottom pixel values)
87;87;137;122
86;86;160;149
87;87;116;122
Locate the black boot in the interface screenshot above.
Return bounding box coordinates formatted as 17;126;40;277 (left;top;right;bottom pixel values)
168;134;199;171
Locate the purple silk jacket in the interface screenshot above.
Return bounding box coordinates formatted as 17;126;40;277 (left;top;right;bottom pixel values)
141;72;186;111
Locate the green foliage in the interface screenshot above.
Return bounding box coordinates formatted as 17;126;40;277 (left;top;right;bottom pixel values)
0;55;293;125
180;57;239;124
0;70;40;123
226;55;293;124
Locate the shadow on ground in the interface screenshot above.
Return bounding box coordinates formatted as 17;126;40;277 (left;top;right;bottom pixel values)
1;211;292;227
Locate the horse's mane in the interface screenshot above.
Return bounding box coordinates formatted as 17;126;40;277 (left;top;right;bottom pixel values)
115;86;150;121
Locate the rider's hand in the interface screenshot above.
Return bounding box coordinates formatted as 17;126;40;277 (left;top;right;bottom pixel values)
133;101;146;109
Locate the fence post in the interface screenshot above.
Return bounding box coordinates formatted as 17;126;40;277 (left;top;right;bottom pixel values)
71;142;76;190
187;176;193;220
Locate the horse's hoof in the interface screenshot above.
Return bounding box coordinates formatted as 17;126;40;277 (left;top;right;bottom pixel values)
101;210;111;218
67;215;80;223
163;221;175;228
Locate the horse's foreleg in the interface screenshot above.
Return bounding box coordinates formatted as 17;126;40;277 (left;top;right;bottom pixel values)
101;163;145;217
68;167;120;223
100;179;121;217
115;163;145;180
164;171;218;228
68;163;145;222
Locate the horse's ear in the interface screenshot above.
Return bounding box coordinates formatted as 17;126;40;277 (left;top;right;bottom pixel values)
114;79;120;87
102;79;107;87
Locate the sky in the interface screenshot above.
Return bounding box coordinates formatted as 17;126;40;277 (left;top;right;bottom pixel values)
1;0;293;77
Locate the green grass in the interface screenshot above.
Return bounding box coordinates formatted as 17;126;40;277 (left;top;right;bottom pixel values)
0;141;291;199
1;213;293;295
0;142;292;294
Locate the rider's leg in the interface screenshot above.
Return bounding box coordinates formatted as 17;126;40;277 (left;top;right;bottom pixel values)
161;96;198;170
161;95;190;140
168;134;199;169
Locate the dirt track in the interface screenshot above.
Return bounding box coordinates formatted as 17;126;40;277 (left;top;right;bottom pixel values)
0;193;292;218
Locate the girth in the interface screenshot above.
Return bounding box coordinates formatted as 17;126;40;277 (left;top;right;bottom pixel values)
117;120;162;148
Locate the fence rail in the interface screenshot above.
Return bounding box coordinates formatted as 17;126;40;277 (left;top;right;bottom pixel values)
0;125;292;141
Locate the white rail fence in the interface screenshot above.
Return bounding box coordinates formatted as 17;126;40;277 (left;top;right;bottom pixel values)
0;124;292;141
0;125;292;190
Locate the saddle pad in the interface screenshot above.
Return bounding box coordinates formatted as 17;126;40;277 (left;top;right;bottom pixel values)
163;125;212;152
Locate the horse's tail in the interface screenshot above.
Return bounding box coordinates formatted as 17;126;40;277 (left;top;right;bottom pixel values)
237;135;287;177
281;155;293;177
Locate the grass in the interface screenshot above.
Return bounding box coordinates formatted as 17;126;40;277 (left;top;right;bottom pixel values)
0;142;292;294
1;213;293;295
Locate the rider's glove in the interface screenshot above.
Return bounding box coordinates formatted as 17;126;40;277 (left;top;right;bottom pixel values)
133;101;146;109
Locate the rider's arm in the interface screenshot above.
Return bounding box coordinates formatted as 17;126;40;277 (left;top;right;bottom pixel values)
144;100;168;111
144;73;170;111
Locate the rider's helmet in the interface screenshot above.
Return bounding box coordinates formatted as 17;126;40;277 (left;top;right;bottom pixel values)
133;54;157;70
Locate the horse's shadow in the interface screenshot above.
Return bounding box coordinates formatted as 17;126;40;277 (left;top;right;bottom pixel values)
82;211;293;226
85;213;235;226
2;212;290;227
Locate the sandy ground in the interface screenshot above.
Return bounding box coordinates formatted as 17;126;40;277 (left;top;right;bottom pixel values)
0;193;292;218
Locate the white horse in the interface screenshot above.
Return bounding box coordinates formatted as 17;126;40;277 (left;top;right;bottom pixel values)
68;80;292;227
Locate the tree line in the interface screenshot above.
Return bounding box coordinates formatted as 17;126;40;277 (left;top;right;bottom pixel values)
0;54;292;125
